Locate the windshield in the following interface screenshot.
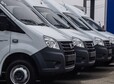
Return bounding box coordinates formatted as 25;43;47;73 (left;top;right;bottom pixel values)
34;7;70;29
57;13;77;30
0;0;45;26
82;16;104;31
64;13;92;30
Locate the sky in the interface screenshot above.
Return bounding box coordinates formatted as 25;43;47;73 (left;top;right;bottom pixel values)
55;0;105;26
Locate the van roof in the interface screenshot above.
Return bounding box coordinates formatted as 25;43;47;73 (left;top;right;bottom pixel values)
43;0;71;13
63;4;87;17
23;0;48;8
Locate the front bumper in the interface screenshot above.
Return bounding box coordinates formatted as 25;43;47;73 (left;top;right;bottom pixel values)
95;45;112;63
75;46;96;67
32;47;76;76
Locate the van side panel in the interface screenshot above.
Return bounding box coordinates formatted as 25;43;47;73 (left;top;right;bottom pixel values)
0;32;45;75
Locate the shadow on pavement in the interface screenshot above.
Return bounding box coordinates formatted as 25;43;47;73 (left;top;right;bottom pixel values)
1;65;114;84
54;65;114;81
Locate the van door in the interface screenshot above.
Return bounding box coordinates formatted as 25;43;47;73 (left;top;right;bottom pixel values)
0;10;11;62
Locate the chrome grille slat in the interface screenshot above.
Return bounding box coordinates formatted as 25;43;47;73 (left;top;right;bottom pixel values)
84;41;95;51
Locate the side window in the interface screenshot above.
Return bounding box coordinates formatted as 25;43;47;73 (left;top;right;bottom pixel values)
0;9;25;33
8;20;25;34
0;10;9;31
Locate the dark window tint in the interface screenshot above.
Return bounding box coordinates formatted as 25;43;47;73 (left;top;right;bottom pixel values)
8;19;25;33
0;9;25;33
82;16;104;31
64;13;92;30
0;9;10;31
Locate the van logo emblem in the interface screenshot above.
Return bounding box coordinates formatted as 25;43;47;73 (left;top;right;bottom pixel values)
70;43;74;49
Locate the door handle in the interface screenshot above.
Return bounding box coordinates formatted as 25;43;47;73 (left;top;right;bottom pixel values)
12;39;18;43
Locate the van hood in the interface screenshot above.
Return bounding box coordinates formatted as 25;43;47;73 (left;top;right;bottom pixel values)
59;29;92;41
84;31;108;40
99;31;114;38
27;25;71;41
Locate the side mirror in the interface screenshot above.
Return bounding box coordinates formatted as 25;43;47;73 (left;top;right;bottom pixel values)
102;25;106;31
98;21;101;27
0;15;9;31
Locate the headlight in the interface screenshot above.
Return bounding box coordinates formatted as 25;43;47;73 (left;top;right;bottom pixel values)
95;37;104;46
109;37;114;44
44;36;60;50
72;37;85;48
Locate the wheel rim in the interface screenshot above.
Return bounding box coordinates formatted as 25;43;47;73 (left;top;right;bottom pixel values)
10;65;30;84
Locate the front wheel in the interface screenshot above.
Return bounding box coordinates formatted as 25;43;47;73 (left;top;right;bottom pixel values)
6;60;37;84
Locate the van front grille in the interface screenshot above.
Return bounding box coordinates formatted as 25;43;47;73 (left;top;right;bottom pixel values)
84;41;96;62
60;41;76;66
104;40;111;49
84;41;95;51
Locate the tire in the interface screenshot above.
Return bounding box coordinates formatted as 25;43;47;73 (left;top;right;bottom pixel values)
6;60;36;84
103;60;112;66
68;68;78;76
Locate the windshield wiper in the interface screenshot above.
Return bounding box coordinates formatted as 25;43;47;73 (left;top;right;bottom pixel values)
54;25;70;29
38;23;46;26
79;26;91;30
20;19;37;25
54;24;65;28
97;28;105;31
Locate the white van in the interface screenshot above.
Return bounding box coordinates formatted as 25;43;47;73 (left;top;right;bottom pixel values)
64;4;114;62
43;0;112;65
22;0;96;71
0;0;76;83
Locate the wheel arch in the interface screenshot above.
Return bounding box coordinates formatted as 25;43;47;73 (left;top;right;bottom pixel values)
1;52;39;77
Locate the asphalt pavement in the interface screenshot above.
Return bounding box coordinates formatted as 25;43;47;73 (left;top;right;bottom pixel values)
1;63;114;84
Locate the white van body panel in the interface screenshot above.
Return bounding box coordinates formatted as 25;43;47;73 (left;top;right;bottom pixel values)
27;25;71;41
84;31;108;40
99;31;114;38
10;32;39;55
59;29;91;41
0;31;11;75
0;32;39;75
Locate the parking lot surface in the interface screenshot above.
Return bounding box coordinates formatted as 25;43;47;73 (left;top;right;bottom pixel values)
1;63;114;84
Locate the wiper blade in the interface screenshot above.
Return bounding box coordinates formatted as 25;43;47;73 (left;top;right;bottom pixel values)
54;25;70;29
20;19;37;25
54;24;64;28
38;23;46;26
79;26;90;30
